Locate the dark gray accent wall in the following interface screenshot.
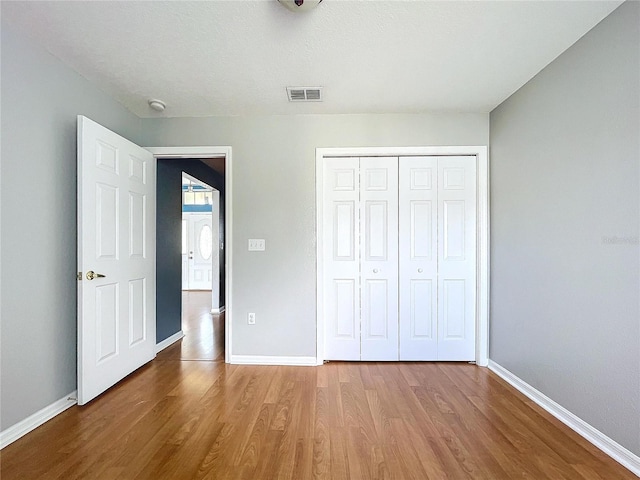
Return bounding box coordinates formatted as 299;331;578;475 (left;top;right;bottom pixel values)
156;160;224;343
0;22;143;430
490;1;639;455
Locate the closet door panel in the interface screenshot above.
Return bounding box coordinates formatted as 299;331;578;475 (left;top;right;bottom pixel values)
323;158;361;360
399;157;438;360
437;156;476;361
360;157;399;361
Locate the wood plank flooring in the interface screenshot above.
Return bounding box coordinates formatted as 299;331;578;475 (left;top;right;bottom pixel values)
172;291;225;362
1;293;635;479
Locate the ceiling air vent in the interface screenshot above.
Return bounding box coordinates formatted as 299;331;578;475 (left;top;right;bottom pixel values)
286;87;323;102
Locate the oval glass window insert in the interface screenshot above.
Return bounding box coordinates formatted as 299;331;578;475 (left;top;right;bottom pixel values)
199;224;213;260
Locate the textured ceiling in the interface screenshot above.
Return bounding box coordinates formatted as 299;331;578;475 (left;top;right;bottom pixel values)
2;1;623;118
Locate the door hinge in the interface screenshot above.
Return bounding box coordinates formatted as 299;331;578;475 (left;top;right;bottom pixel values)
77;272;82;281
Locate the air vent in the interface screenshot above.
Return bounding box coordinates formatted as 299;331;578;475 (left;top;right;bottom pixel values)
286;87;323;102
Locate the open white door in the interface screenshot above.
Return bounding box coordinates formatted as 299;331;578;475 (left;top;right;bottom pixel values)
77;116;156;405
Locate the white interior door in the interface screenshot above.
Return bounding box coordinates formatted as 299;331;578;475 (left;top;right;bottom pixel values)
322;158;360;360
321;154;477;362
186;213;213;290
437;156;476;360
181;217;188;288
399;156;438;360
210;190;221;312
77;116;156;405
360;157;399;360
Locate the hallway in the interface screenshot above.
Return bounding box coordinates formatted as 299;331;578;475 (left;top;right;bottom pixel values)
160;291;224;362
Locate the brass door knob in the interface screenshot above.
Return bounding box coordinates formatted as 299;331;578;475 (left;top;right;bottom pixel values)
86;270;106;280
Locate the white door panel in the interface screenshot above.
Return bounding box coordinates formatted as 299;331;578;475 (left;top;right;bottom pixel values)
437;156;476;361
322;154;476;362
187;214;213;290
323;158;360;360
78;116;156;405
181;218;188;288
399;157;438;360
360;157;398;361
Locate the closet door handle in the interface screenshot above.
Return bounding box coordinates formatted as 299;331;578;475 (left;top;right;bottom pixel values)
373;268;379;274
418;268;423;273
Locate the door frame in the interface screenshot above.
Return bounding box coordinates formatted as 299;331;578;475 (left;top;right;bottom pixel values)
147;146;232;363
315;146;489;366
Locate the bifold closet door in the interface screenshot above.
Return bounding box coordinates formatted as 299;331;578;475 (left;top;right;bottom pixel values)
322;158;361;360
399;156;476;361
399;157;438;360
323;155;475;362
437;156;476;361
360;157;398;361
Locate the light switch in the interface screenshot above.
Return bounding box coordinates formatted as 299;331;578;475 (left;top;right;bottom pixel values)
248;239;266;251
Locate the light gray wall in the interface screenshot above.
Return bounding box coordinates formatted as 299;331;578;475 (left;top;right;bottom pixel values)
0;23;143;430
142;114;489;357
490;1;639;456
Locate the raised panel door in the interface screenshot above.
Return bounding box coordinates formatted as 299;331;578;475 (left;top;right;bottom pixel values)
78;116;156;405
399;156;438;360
437;156;476;360
360;157;398;361
323;158;360;360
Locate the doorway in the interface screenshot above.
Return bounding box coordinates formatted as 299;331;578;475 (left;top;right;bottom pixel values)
150;146;232;363
181;172;221;308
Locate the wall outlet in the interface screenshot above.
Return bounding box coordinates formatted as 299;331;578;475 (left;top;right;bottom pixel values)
248;312;256;325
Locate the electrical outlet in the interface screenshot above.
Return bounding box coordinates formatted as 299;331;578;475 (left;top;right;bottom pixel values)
248;312;256;325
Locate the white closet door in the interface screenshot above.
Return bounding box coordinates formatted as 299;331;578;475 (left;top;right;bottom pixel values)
437;156;476;360
323;158;361;360
399;157;438;360
360;157;399;360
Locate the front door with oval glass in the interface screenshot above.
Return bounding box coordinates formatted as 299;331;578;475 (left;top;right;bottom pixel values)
182;213;213;290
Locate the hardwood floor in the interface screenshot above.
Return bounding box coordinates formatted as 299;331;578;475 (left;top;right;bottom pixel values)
1;296;635;479
167;291;224;362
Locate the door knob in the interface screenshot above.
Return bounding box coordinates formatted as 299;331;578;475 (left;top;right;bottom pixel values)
86;270;106;281
373;268;379;273
418;268;423;273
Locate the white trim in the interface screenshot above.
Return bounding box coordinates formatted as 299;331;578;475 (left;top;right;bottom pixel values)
488;360;640;477
315;146;489;366
0;391;77;449
155;330;184;353
147;146;233;364
230;355;317;366
211;306;225;314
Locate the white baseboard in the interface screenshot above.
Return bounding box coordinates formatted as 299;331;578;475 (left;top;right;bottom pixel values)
211;306;225;314
488;360;640;477
155;330;184;353
0;390;77;450
230;355;317;366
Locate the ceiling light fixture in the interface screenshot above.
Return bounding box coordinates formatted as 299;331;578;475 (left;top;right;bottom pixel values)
277;0;323;13
148;99;166;112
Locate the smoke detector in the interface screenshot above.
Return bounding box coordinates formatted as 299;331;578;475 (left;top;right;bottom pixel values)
278;0;323;13
148;99;166;112
286;87;323;102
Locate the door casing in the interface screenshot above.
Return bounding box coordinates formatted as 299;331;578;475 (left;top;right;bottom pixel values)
147;146;232;363
315;146;489;366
